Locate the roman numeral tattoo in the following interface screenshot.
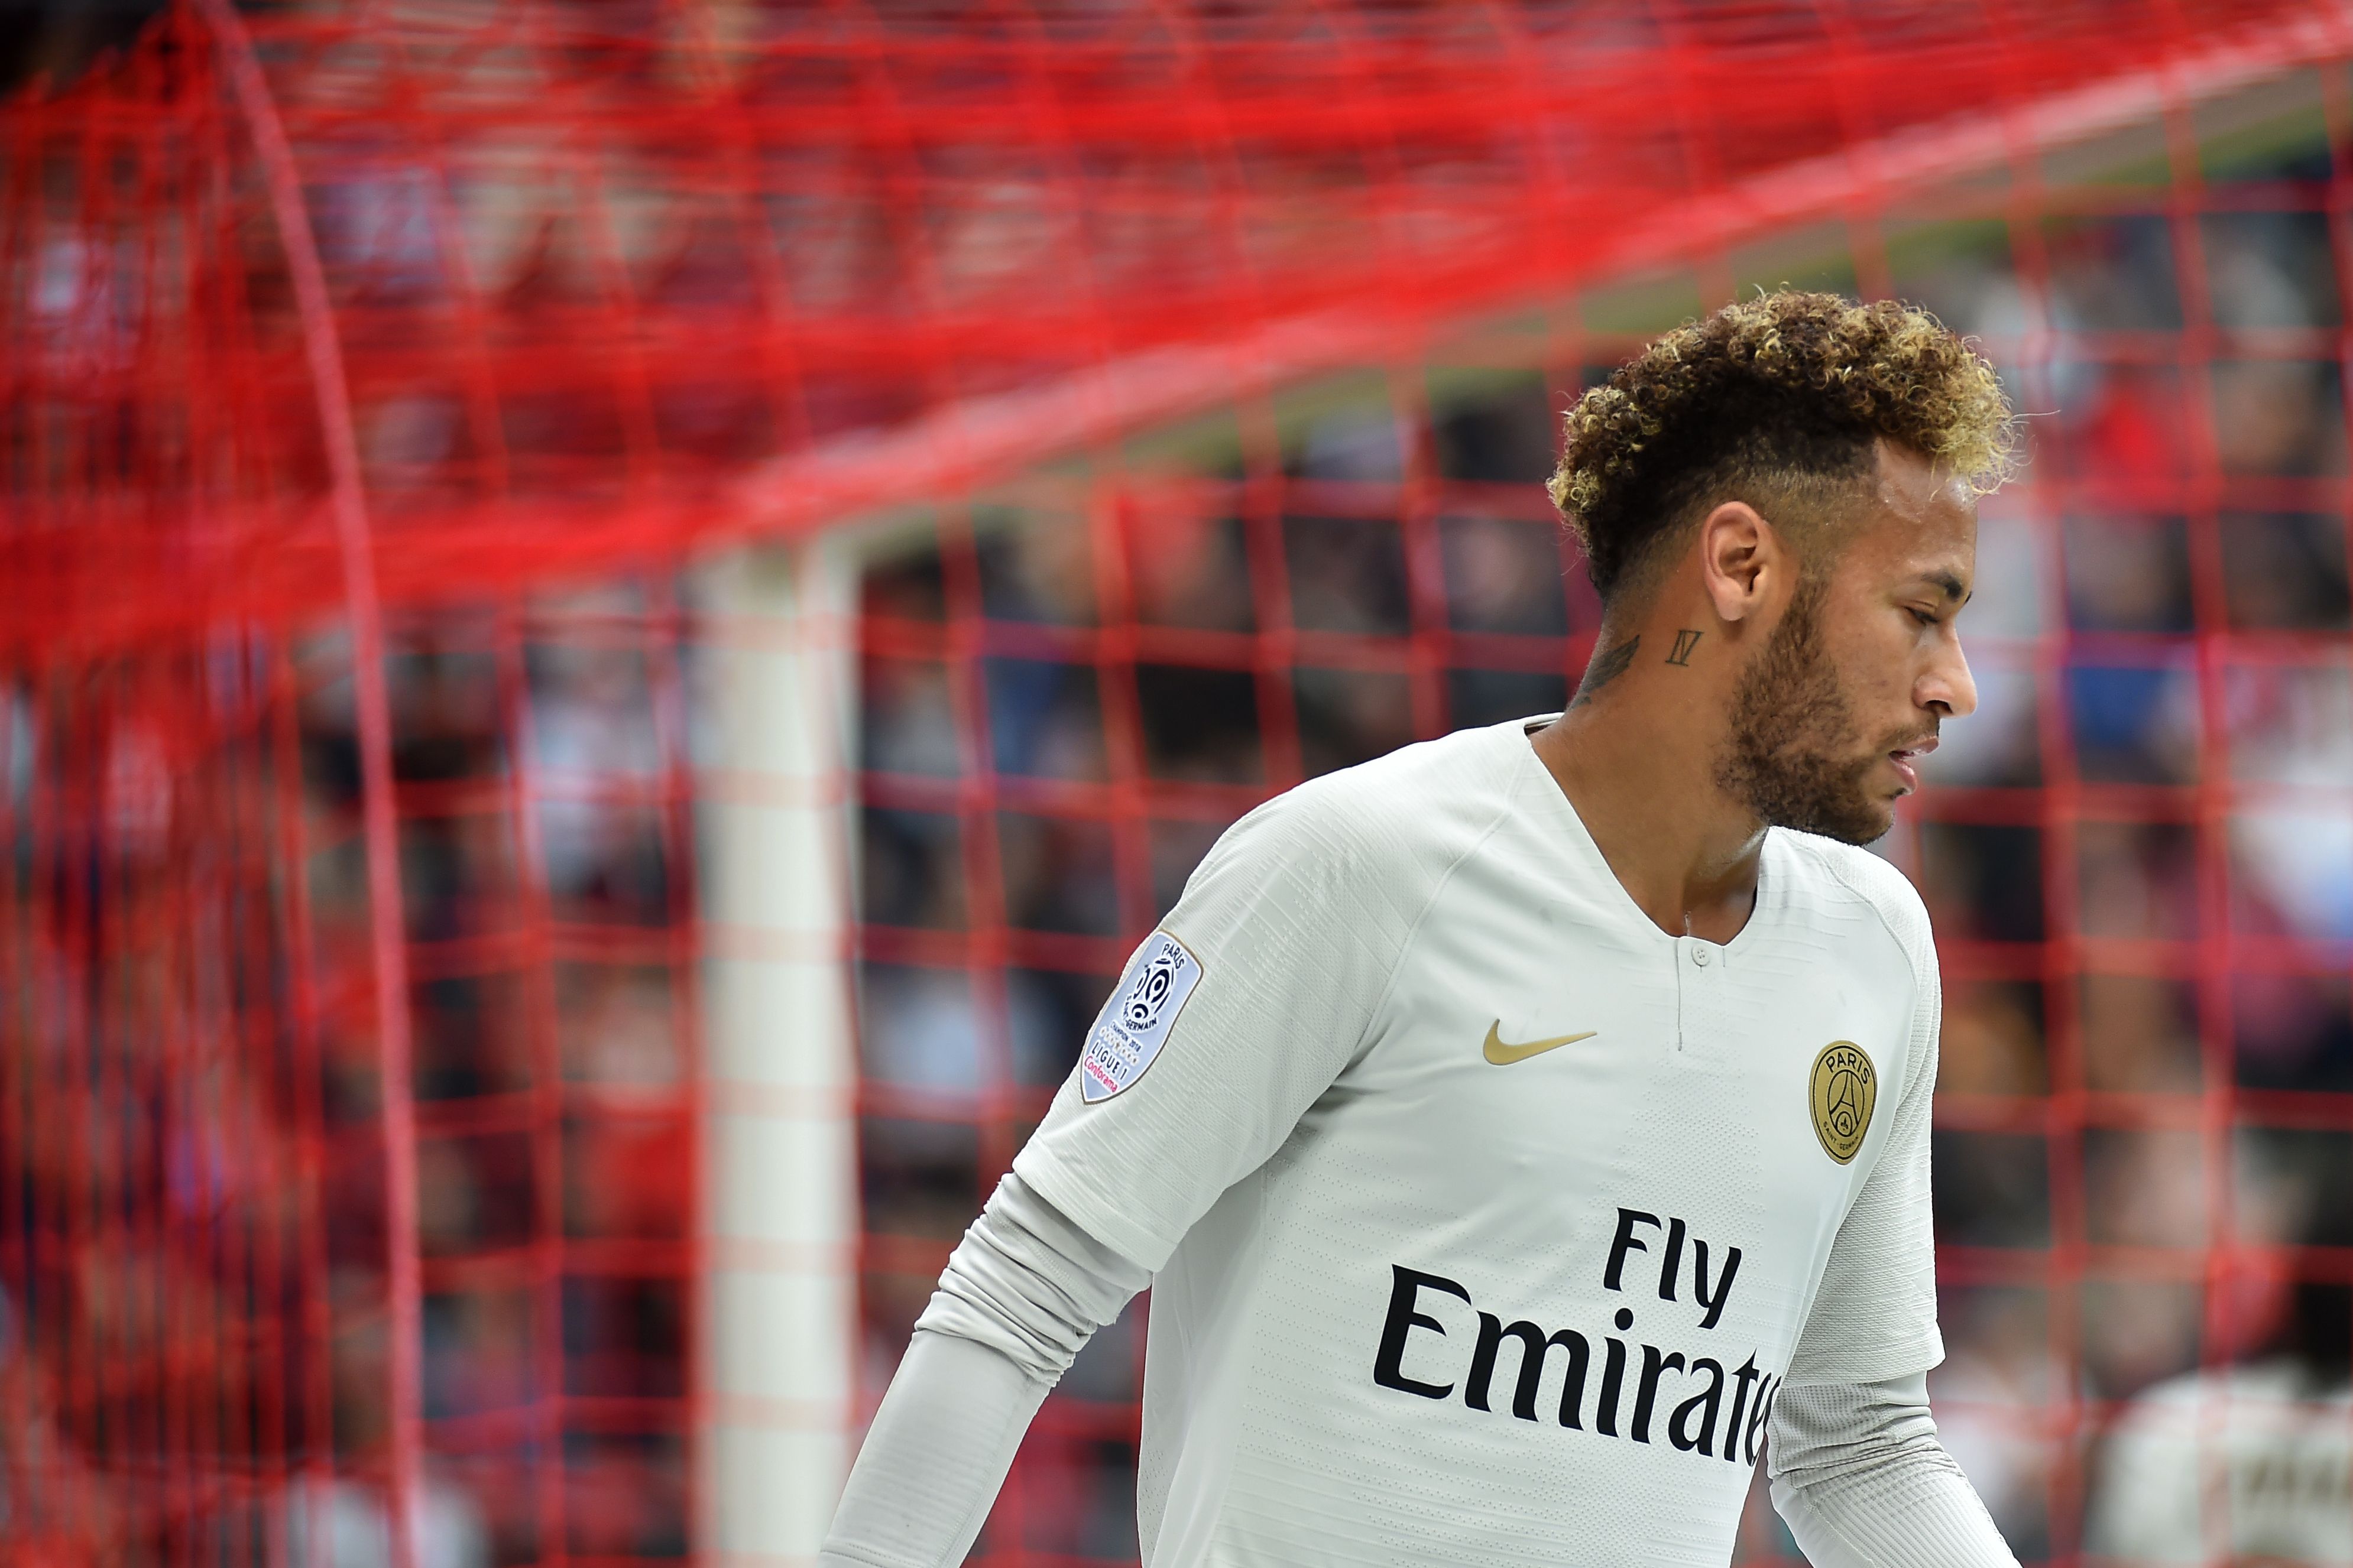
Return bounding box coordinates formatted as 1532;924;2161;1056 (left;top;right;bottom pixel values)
1571;635;1639;706
1667;629;1703;666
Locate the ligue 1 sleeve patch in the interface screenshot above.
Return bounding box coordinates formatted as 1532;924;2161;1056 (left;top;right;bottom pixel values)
1080;931;1203;1103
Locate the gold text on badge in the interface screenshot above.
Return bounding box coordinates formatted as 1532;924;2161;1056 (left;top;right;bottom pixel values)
1808;1041;1877;1164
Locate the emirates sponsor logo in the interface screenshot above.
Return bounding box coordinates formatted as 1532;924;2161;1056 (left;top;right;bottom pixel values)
1372;1207;1778;1464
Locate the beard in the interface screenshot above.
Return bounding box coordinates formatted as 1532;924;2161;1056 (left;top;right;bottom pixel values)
1715;576;1903;846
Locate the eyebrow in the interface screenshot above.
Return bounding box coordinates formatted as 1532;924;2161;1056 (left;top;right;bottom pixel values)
1923;570;1972;606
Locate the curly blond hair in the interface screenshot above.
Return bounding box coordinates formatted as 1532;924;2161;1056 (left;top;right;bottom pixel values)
1549;291;2017;600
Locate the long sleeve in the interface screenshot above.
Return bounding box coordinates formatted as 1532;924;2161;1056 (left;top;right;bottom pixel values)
1768;1372;2018;1568
828;777;1414;1566
1784;853;1946;1389
819;1173;1149;1568
817;1331;1049;1568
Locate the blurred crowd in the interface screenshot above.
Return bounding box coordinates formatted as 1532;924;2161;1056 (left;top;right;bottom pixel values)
2;608;696;1564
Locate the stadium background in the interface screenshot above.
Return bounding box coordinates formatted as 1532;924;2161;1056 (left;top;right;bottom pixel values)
7;2;2353;1564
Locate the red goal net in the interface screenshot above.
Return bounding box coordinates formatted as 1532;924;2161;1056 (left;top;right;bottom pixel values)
7;3;2353;1564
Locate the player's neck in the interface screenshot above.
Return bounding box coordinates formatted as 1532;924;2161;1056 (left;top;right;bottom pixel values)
1530;647;1765;945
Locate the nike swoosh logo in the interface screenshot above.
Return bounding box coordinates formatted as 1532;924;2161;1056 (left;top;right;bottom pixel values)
1483;1021;1599;1066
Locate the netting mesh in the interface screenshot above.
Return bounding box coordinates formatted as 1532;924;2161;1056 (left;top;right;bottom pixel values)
3;616;705;1563
8;2;2353;1564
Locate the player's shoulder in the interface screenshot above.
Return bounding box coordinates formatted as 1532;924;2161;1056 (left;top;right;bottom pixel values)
1163;721;1529;962
1265;716;1524;835
1771;829;1936;969
1204;719;1529;887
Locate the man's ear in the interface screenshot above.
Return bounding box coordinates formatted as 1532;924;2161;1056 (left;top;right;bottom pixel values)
1697;502;1780;625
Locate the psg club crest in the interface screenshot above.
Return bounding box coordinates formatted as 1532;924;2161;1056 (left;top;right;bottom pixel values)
1080;931;1203;1103
1808;1041;1877;1165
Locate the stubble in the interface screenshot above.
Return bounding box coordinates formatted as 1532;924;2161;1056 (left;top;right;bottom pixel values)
1714;577;1894;845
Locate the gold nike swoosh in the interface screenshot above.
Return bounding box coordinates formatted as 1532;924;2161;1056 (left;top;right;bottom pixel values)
1483;1020;1599;1066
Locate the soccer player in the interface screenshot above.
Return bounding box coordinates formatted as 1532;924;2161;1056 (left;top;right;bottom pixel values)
821;292;2022;1567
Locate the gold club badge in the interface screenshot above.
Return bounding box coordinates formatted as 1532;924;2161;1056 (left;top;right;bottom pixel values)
1808;1041;1877;1164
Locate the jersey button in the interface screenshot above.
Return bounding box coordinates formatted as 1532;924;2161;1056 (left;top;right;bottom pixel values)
1691;944;1712;967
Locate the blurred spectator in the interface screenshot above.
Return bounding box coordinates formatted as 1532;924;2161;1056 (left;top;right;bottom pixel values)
1295;667;1417;776
2084;1155;2353;1565
1285;514;1411;635
1933;1287;2060;1557
860;965;983;1095
2205;212;2339;331
1937;980;2046;1098
987;659;1107;780
2222;514;2351;631
2229;664;2353;946
1440;514;1573;636
559;962;680;1092
1289;405;1405;484
281;1475;491;1568
861;655;962;777
1127;508;1255;632
980;513;1097;626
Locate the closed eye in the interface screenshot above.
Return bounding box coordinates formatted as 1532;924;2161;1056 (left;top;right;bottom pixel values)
1909;606;1940;627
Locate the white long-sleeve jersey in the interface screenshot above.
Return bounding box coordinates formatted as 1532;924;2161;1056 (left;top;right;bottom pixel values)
828;715;2014;1568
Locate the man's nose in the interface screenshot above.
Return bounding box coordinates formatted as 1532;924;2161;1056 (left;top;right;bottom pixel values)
1922;636;1978;719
